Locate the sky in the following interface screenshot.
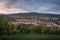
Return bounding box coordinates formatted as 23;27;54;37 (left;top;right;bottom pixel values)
0;0;60;14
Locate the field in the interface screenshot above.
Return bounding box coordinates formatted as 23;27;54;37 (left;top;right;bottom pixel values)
0;34;60;40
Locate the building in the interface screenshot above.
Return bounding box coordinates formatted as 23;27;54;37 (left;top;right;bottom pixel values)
9;18;40;25
46;22;58;31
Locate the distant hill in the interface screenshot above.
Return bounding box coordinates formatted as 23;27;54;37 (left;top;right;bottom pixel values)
8;12;60;18
0;12;60;18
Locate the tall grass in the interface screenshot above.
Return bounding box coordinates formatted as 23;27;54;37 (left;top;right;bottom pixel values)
0;34;60;40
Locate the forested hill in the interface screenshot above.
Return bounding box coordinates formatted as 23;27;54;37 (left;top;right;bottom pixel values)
8;12;60;18
0;12;60;19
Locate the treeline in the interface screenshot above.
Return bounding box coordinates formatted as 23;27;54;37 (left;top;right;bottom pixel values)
0;17;60;35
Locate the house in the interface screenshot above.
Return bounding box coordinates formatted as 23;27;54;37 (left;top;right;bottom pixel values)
46;22;58;32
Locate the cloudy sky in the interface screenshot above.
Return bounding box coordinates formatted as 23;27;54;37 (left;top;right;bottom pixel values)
0;0;60;14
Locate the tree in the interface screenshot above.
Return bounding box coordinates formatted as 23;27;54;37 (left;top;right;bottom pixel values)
0;17;8;35
17;24;30;34
0;17;9;40
31;25;48;34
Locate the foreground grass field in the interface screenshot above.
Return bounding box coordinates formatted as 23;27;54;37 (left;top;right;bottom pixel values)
0;34;60;40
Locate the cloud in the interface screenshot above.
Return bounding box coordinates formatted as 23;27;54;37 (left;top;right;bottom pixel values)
0;0;60;14
34;3;60;14
0;0;27;14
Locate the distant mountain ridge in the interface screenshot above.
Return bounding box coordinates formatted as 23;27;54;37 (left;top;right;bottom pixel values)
0;12;60;18
8;12;60;18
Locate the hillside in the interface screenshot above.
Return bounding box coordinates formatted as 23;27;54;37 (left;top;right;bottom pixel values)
9;12;60;18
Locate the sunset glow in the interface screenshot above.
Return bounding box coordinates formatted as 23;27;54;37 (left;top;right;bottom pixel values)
0;0;60;14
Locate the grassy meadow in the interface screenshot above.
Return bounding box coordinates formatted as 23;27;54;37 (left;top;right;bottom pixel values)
0;34;60;40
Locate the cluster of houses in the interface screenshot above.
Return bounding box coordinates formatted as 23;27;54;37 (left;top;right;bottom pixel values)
46;22;58;31
8;18;58;31
9;18;57;26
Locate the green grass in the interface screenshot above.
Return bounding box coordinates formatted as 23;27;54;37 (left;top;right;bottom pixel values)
0;34;60;40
